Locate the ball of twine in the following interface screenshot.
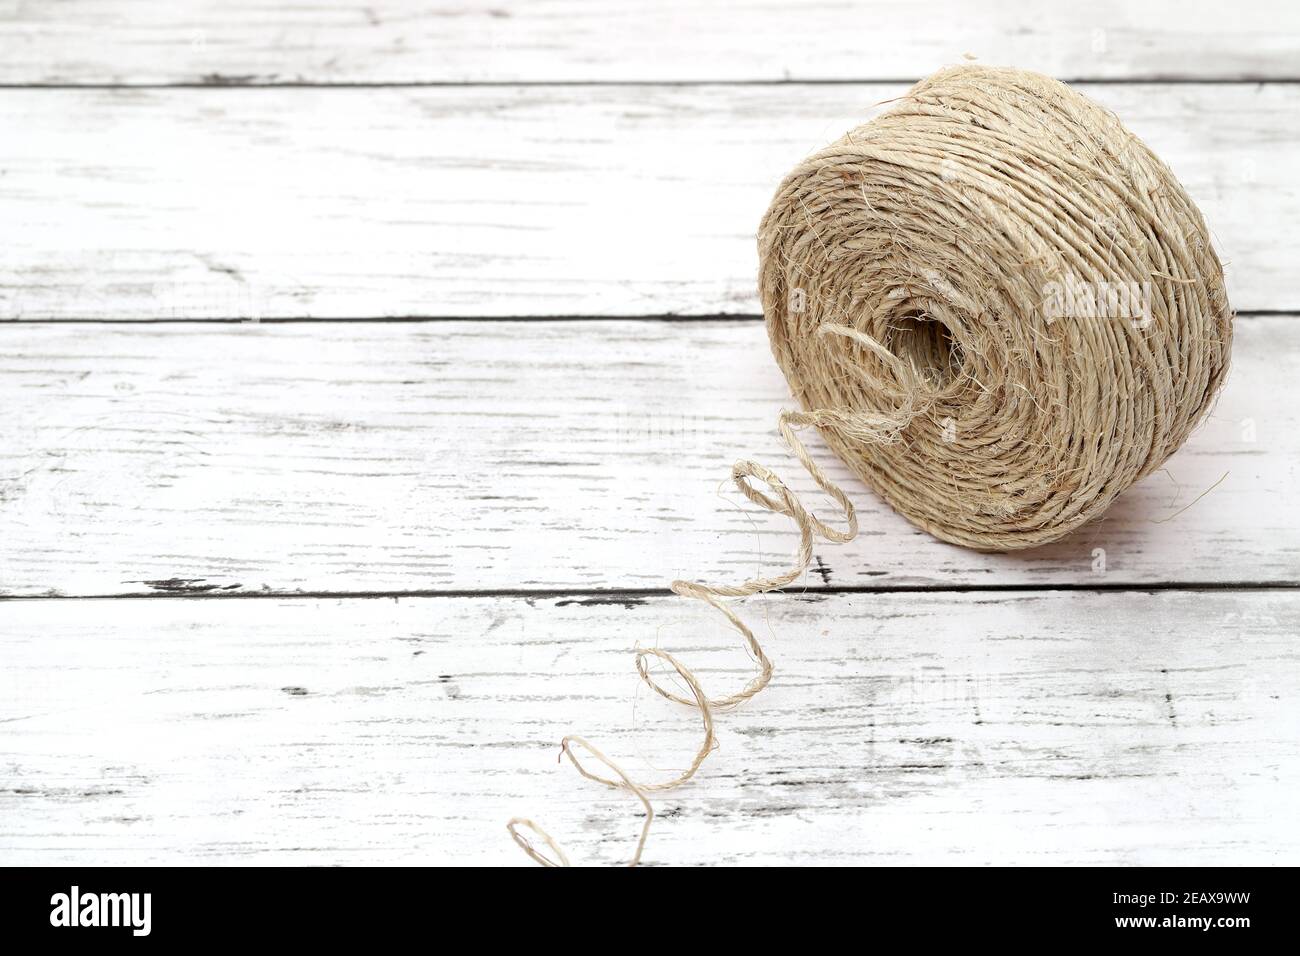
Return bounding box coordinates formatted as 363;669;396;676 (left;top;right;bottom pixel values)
759;65;1233;550
511;65;1235;866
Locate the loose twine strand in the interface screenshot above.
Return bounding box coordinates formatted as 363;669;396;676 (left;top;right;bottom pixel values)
509;386;912;866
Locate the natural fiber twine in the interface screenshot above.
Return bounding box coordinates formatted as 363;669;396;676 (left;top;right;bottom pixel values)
762;64;1232;549
511;65;1233;865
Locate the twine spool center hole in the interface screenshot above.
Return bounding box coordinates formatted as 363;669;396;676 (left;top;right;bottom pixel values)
885;310;963;389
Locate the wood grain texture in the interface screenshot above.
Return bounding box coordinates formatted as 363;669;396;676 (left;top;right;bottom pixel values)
1;318;1294;597
2;589;1295;866
0;83;1293;320
2;1;1297;84
3;2;1296;871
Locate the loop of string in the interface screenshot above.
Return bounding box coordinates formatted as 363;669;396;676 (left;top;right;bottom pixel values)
508;401;910;866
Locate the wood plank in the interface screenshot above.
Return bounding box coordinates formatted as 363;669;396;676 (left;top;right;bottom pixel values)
0;83;1294;320
1;590;1295;865
1;1;1297;85
1;318;1294;597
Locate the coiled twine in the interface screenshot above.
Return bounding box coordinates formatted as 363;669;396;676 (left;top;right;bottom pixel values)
759;65;1232;550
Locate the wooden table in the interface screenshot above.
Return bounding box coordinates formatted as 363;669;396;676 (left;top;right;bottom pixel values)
2;1;1297;866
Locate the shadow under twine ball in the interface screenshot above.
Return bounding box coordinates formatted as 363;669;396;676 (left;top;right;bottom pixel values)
759;65;1234;551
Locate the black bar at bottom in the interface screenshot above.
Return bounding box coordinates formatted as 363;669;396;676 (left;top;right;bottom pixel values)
0;866;1288;944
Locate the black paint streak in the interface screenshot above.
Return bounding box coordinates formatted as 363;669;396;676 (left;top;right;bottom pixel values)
555;595;648;609
136;578;242;594
199;73;267;86
812;555;832;585
194;253;245;283
4;787;125;798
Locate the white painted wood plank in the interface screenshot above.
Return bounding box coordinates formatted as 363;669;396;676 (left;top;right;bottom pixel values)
1;590;1295;865
1;1;1296;84
0;83;1293;319
1;318;1293;596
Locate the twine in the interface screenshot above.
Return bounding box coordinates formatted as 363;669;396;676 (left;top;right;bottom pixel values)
510;65;1232;864
761;65;1232;549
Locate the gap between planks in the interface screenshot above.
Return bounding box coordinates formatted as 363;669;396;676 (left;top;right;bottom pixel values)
5;78;1300;90
3;582;1300;604
0;311;1288;325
